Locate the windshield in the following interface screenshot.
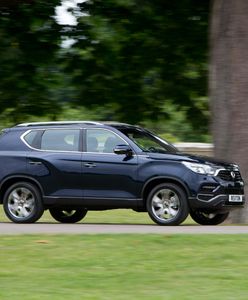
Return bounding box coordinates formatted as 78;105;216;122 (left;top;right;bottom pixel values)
118;127;178;154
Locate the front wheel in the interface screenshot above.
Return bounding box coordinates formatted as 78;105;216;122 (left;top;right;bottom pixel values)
49;208;87;223
3;182;44;223
146;183;189;226
190;210;229;225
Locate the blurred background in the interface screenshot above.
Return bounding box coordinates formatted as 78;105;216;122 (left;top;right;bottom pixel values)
1;0;248;223
2;4;248;300
0;0;209;143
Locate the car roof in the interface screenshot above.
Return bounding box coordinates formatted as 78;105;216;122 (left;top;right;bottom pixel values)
13;121;139;130
15;121;103;127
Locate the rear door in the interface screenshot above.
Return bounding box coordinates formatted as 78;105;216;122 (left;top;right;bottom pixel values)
24;128;83;198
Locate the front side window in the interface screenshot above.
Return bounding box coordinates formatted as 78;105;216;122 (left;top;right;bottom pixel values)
118;128;177;154
86;129;127;153
40;129;80;151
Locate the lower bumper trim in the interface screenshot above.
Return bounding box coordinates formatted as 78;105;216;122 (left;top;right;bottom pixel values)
189;194;245;211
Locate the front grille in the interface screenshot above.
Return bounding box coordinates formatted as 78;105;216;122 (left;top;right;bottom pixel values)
224;188;243;195
217;170;242;182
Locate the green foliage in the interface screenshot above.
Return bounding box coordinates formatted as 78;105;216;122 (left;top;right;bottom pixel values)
69;0;209;133
0;0;61;122
0;0;210;140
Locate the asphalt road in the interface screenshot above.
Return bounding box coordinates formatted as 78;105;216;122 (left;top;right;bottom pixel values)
1;222;248;234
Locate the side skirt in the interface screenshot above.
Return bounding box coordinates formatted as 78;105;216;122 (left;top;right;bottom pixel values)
43;196;144;210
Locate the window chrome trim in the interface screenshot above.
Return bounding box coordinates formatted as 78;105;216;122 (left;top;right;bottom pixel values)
83;151;138;157
21;128;82;153
21;127;135;155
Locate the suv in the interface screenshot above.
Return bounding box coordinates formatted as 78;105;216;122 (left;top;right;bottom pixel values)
0;121;245;225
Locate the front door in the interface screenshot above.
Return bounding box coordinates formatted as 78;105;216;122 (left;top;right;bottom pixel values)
82;128;139;205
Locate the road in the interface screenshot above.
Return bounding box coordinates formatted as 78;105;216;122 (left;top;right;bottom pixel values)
1;222;248;234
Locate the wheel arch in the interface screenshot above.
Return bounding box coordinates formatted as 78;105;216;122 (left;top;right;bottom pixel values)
142;176;190;204
0;176;44;204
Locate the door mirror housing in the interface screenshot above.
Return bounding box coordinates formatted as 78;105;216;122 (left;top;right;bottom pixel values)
114;145;133;157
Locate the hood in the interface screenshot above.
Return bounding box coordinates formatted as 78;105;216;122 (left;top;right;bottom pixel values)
147;151;235;168
179;152;236;167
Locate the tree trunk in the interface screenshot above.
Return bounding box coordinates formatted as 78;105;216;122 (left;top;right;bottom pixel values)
210;0;248;223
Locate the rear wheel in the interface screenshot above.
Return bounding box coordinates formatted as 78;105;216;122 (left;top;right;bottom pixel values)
3;182;44;223
146;183;189;226
49;208;87;223
190;210;229;225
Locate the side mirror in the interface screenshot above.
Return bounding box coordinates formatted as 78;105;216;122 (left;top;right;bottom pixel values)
114;145;133;157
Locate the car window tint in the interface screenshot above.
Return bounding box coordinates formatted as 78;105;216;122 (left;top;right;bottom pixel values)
41;129;80;151
119;128;177;154
86;129;126;153
23;130;40;148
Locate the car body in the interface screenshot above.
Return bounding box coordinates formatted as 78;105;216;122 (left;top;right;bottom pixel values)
0;121;245;225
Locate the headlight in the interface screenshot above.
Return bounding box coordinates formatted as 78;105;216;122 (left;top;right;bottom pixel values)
182;161;216;175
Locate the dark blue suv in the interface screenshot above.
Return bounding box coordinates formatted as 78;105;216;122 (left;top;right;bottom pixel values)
0;121;245;225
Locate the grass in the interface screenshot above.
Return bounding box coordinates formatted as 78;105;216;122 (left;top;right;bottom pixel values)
0;208;154;224
0;207;247;299
0;208;196;225
1;234;248;300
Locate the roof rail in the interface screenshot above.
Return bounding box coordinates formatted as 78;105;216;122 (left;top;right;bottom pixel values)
16;121;103;127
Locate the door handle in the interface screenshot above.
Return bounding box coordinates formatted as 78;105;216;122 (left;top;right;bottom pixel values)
28;161;42;165
84;162;96;168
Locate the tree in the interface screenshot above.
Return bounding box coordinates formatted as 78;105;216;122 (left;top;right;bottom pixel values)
210;0;248;222
0;0;210;141
0;0;62;122
66;0;209;132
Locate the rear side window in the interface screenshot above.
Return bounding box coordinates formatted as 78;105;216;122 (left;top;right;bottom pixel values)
41;129;80;151
23;129;80;151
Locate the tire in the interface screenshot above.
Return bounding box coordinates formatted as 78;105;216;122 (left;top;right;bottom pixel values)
49;208;87;223
146;183;189;226
3;182;44;223
190;210;229;225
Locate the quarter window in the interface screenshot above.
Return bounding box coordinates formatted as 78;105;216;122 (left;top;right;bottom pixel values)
23;130;40;148
86;129;126;153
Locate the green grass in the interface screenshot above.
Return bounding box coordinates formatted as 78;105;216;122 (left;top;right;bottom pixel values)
45;209;155;224
1;234;248;300
0;208;154;224
0;208;196;225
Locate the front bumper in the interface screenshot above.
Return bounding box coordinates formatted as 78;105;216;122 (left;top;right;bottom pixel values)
189;180;245;212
